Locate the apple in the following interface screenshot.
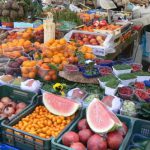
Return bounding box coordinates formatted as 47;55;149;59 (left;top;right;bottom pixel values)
83;38;89;42
90;38;97;44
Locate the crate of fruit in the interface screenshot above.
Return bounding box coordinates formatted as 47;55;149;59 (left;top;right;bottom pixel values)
125;119;150;150
51;104;133;150
1;93;82;150
0;85;37;126
64;30;115;56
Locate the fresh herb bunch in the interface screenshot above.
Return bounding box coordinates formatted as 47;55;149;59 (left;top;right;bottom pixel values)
118;73;136;80
106;79;120;88
134;71;150;76
100;75;117;82
113;64;131;70
137;102;150;119
51;9;83;26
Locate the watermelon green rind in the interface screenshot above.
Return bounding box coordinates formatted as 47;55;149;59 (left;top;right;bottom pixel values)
43;93;80;117
86;98;116;133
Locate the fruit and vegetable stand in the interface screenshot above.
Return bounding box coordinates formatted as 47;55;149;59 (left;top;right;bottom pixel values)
0;0;150;150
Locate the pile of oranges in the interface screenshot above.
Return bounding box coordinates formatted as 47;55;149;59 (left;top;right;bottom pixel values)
13;105;75;139
40;39;78;68
21;60;37;79
37;60;57;81
80;46;95;60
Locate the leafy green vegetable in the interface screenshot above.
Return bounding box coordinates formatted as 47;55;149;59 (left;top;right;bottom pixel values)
106;79;120;88
113;64;131;70
100;75;117;82
118;73;136;80
134;71;150;76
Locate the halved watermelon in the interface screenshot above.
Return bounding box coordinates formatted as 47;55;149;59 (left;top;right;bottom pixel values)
86;98;122;133
43;93;80;117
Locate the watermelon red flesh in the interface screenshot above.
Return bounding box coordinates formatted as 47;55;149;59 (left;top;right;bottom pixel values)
100;101;122;127
43;93;80;117
87;98;115;133
101;96;114;107
87;98;122;133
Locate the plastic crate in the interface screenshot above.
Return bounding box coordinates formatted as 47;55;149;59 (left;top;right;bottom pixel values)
126;119;150;150
51;108;133;150
1;96;82;150
0;85;37;124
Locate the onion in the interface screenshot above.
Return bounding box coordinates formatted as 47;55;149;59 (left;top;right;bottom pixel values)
7;101;17;108
1;97;12;105
4;106;15;115
0;113;7;118
15;108;24;114
16;102;27;109
0;102;5;113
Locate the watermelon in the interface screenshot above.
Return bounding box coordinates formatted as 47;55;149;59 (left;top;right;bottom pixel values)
43;93;80;117
86;98;122;134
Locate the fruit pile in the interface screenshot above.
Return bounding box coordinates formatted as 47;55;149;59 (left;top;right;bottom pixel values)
62;118;128;150
80;21;121;32
0;97;27;119
21;60;37;79
70;33;105;46
13;105;75;138
135;89;150;101
118;86;133;99
99;67;112;76
134;82;145;89
37;61;57;81
0;0;27;23
131;63;142;72
6;59;24;76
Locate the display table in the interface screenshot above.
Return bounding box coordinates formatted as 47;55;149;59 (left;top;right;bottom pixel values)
105;31;139;60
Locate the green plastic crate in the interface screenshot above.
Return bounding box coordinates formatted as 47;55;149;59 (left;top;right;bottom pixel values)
51;108;134;150
0;85;37;134
1;96;82;150
125;119;150;150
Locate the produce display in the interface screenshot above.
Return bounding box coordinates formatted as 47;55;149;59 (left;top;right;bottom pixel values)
0;97;27;119
70;33;105;46
0;2;149;150
13;105;75;138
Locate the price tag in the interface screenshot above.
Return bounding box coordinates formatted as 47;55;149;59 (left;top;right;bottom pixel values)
92;47;106;56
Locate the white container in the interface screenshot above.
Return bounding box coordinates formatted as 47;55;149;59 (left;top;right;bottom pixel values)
113;67;132;76
98;79;107;89
136;76;150;82
119;78;137;86
105;86;117;96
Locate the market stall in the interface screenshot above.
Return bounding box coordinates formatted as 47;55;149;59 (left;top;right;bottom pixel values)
0;0;150;150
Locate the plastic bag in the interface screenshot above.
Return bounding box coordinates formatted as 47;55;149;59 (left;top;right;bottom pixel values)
21;79;42;93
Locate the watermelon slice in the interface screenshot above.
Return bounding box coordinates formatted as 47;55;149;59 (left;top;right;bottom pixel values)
43;93;80;117
86;98;122;133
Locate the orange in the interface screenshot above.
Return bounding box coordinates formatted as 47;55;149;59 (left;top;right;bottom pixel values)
48;39;55;45
22;73;28;78
52;56;61;64
59;38;67;45
23;40;32;48
51;74;57;80
28;72;36;78
85;53;92;60
43;58;51;63
48;70;56;76
44;75;51;81
41;63;50;70
21;68;29;74
22;33;30;39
